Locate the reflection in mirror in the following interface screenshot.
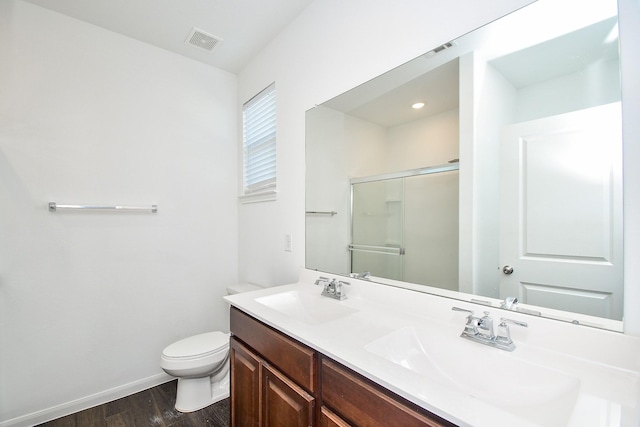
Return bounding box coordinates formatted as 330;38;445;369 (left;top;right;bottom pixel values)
305;0;623;329
350;164;460;289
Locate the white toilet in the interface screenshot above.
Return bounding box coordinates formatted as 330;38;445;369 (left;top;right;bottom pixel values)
160;283;261;413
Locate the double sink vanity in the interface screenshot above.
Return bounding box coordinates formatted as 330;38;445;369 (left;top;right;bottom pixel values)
224;269;640;427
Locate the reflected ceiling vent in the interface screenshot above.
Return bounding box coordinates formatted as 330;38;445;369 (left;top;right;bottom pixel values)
185;27;223;52
425;41;455;57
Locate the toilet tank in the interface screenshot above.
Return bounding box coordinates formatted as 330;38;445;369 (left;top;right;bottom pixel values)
227;283;262;295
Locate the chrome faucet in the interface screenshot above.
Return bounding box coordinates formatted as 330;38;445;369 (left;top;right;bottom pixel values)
314;276;330;287
477;311;496;340
350;271;371;280
500;296;519;310
495;318;528;350
452;307;527;351
315;277;350;300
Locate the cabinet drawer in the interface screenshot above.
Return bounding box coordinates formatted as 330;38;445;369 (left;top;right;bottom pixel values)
321;357;455;427
230;306;317;393
320;406;352;427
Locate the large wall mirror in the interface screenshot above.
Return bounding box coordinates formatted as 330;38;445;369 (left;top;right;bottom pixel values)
305;0;624;330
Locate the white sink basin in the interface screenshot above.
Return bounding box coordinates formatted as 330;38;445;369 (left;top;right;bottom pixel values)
255;290;358;324
365;326;581;426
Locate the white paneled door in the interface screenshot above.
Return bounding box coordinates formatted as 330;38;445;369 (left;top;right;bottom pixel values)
499;103;623;320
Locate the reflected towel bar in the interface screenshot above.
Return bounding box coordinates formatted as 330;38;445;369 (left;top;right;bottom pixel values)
49;202;158;213
306;210;337;216
348;244;404;256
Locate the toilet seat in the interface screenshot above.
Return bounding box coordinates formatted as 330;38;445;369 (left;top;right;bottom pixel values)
162;332;229;361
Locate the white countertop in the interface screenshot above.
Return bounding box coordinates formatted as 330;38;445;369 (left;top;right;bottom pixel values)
224;269;640;427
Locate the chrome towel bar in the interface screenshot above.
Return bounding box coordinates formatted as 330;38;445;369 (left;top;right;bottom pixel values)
348;244;404;255
305;210;337;216
49;202;158;213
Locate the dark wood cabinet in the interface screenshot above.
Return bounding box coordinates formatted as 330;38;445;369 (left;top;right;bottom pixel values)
262;363;315;426
230;337;261;427
230;307;317;427
321;357;455;427
230;306;456;427
230;337;316;427
319;406;352;427
230;306;316;392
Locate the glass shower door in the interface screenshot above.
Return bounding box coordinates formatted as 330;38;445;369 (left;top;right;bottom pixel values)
403;170;459;290
350;178;404;280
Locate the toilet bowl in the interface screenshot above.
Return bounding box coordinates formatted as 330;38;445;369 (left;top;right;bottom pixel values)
160;331;230;412
160;283;261;413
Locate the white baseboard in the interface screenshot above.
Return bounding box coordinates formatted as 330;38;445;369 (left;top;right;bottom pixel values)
0;373;174;427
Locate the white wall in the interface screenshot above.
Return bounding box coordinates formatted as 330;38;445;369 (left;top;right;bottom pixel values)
515;58;620;122
237;0;536;288
459;52;518;296
0;1;237;425
386;109;459;171
305;106;387;275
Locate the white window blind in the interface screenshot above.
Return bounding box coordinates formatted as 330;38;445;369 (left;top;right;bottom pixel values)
242;83;276;198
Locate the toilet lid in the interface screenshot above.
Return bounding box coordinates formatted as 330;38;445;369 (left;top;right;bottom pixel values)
162;331;229;359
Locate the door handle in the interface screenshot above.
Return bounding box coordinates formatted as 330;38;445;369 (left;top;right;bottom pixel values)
502;265;514;275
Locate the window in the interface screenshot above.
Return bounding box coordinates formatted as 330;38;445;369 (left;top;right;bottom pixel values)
242;83;276;201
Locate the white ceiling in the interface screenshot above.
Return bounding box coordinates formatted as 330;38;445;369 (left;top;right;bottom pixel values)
324;58;460;128
23;0;314;73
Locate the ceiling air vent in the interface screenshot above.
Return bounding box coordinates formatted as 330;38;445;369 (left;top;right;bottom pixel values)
185;27;222;52
425;41;455;57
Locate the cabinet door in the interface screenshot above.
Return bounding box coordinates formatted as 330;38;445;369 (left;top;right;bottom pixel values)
230;337;261;427
263;363;315;427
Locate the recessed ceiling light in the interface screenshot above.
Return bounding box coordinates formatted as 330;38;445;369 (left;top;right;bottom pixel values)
412;102;425;109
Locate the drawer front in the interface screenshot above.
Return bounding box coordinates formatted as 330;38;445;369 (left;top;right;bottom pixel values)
321;358;455;427
320;406;352;427
230;306;316;393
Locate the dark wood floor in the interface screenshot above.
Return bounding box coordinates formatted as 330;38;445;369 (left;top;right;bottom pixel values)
37;380;230;427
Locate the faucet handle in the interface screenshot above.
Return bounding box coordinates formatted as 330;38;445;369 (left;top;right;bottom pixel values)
500;317;528;328
496;317;527;350
335;280;350;300
314;276;330;286
452;307;479;334
452;306;474;315
452;307;475;321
